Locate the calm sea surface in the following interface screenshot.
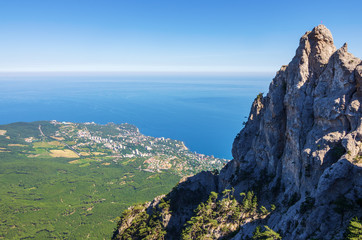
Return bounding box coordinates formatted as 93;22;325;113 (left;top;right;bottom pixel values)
0;75;271;159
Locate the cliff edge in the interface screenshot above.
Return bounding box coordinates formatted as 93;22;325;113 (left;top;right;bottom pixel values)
112;25;362;240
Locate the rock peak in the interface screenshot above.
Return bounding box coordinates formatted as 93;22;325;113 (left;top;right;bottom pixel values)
310;24;334;44
288;25;337;85
112;25;362;240
299;25;335;53
231;25;362;239
341;42;348;52
300;25;336;61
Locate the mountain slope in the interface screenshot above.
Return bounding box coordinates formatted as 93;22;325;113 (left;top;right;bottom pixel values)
112;25;362;240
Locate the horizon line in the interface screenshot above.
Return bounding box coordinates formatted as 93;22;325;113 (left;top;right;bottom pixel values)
0;70;276;77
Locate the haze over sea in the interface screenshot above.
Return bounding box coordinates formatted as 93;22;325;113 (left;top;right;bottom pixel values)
0;74;271;159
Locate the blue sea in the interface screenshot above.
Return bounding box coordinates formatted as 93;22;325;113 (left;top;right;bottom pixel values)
0;74;271;159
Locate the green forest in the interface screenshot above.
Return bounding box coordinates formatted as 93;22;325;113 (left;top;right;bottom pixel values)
0;147;180;239
0;121;224;239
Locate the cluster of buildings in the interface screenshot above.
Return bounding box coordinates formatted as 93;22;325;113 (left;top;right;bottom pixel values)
49;121;227;175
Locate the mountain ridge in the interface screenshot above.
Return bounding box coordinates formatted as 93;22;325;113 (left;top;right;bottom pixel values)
112;25;362;240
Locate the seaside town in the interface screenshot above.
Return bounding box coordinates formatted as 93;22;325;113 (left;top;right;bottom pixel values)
35;120;229;176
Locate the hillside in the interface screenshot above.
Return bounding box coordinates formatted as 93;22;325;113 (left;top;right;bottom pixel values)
0;121;227;239
112;25;362;240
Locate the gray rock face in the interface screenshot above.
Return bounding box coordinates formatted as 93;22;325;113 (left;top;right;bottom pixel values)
112;171;218;240
163;171;218;237
113;25;362;240
226;25;362;239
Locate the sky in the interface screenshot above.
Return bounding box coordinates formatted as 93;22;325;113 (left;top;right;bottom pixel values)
0;0;361;75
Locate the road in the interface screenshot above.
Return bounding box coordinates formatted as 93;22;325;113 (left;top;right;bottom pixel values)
38;124;81;157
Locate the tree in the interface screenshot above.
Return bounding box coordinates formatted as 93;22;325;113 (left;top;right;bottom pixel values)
345;217;362;240
209;191;218;202
222;189;232;199
252;226;281;240
259;206;269;215
241;191;258;213
241;191;253;211
252;195;258;211
270;204;276;211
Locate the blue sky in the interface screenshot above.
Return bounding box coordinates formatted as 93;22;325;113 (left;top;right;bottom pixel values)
0;0;361;74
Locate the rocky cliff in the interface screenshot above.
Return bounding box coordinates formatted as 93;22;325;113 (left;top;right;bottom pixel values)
112;25;362;240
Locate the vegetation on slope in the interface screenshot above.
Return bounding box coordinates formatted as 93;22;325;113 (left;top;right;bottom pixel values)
252;226;281;240
0;150;179;239
113;188;277;240
0;121;225;239
344;217;362;240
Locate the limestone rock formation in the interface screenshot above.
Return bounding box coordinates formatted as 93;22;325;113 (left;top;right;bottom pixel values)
227;24;362;240
112;25;362;240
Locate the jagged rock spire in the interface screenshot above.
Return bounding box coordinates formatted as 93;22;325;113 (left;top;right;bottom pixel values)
288;24;337;88
299;24;336;63
113;25;362;240
229;25;362;239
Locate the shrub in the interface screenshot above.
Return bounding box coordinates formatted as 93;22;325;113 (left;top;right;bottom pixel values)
270;204;276;211
257;93;263;100
252;225;281;240
241;191;258;213
259;206;269;215
344;217;362;240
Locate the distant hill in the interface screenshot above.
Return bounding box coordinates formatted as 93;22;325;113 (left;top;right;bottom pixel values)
0;120;227;239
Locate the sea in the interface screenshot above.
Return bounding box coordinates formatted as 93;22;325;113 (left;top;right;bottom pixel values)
0;74;272;159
